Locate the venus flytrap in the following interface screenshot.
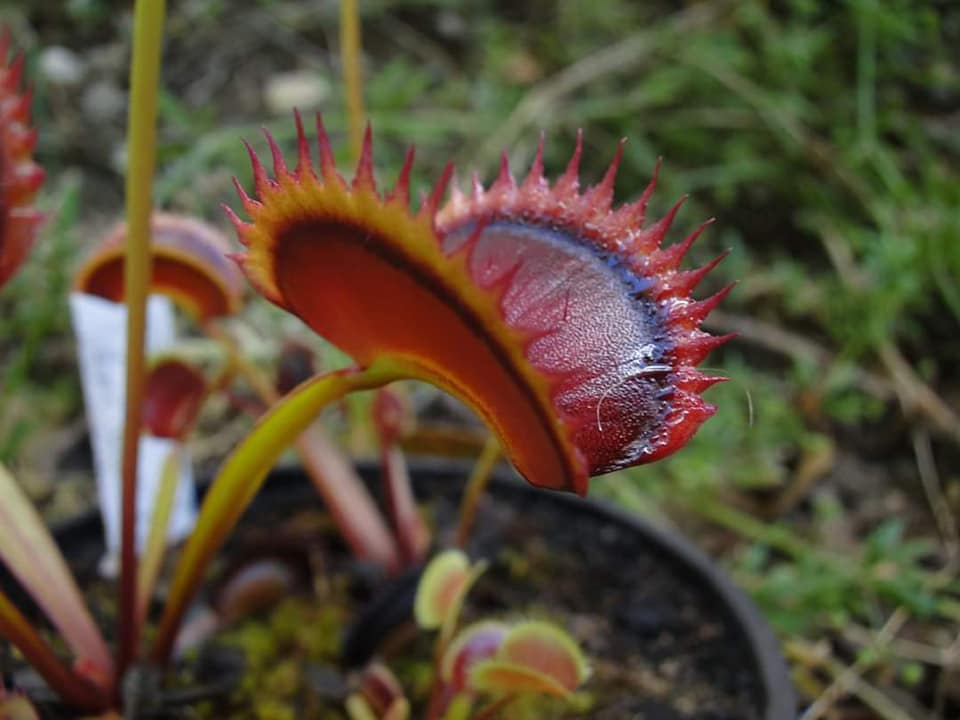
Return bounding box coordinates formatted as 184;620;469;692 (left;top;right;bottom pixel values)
136;355;219;631
347;662;413;720
0;25;112;713
75;210;402;572
0;30;44;288
346;550;590;720
0;0;731;714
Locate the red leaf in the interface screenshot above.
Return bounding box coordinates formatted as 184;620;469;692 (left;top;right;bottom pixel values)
75;213;245;322
142;358;207;439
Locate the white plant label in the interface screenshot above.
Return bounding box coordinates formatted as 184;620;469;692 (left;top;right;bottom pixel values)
70;292;197;568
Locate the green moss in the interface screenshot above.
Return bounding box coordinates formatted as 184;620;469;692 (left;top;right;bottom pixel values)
497;690;596;719
253;698;296;720
213;592;351;716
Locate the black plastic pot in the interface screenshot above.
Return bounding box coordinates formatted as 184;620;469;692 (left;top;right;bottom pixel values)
4;458;795;719
342;459;796;720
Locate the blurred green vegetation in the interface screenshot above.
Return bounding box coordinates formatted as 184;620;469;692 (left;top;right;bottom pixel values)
2;0;959;716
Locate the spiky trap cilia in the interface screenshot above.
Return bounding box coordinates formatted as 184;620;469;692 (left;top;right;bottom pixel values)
230;113;732;495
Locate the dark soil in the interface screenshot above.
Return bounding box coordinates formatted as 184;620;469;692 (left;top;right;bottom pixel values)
203;462;780;718
458;490;766;719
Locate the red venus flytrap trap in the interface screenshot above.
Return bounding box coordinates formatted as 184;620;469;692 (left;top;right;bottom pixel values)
0;31;44;290
74;212;246;323
0;0;738;714
152;113;732;685
229;117;731;495
76;212;404;574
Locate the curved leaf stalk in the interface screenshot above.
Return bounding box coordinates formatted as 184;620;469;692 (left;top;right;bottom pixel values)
118;0;166;676
455;436;501;548
374;389;430;565
151;361;406;664
0;591;108;712
208;324;401;570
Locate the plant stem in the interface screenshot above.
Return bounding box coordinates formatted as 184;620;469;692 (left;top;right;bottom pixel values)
455;435;501;547
118;0;166;678
116;0;167;677
209;325;401;570
380;442;429;565
151;362;405;664
373;389;429;565
296;424;402;570
136;355;235;633
0;591;108;712
340;0;365;162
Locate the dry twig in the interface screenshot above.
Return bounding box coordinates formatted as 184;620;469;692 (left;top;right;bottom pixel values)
794;609;917;720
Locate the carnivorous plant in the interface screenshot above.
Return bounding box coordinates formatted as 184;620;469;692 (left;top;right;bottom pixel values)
345;549;590;720
0;1;730;715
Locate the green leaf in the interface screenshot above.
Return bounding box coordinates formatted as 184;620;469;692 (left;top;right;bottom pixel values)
151;362;403;663
414;549;487;641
